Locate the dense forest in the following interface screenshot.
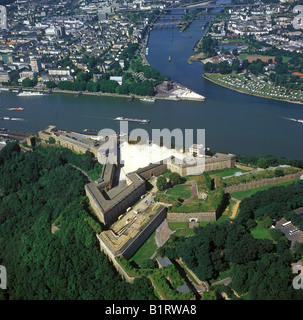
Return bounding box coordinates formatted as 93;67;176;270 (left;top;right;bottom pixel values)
158;181;303;299
236;154;303;169
0;143;157;300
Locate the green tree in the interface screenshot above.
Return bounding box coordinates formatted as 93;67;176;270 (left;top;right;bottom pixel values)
157;176;168;191
168;172;184;186
22;78;36;87
46;81;57;89
218;60;232;75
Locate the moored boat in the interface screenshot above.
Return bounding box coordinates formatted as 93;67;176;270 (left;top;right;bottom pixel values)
139;96;155;103
17;91;45;96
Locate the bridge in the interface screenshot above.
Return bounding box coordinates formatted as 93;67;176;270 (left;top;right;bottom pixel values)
151;13;215;27
155;13;215;20
162;3;260;12
151;15;214;27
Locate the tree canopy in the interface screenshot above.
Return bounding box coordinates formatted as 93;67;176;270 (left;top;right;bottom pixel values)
0;143;157;300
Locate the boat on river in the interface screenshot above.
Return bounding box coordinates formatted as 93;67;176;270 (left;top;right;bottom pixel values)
139;96;155;103
114;117;149;124
17;91;45;96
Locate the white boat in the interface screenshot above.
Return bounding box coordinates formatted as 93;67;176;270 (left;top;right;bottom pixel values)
140;96;155;103
17;91;45;96
297;119;303;123
114;117;149;124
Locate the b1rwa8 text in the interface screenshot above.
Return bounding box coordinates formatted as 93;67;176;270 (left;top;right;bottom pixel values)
150;304;197;315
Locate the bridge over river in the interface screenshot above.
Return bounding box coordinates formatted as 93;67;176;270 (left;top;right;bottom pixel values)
151;14;215;27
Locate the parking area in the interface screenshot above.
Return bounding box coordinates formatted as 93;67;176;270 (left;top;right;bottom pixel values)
275;218;303;244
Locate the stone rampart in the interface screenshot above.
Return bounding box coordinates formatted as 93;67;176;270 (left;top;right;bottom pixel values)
167;211;216;222
224;171;303;193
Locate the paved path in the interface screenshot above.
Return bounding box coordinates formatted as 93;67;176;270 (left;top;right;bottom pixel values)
156;219;174;247
69;164;92;182
212;277;232;287
230;200;240;219
183;182;198;204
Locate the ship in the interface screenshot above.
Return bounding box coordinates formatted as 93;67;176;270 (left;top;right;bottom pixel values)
145;47;149;56
169;55;171;62
0;117;10;120
202;22;209;31
140;96;155;103
83;129;98;133
297;119;303;123
114;117;150;124
17;91;45;96
9;107;24;111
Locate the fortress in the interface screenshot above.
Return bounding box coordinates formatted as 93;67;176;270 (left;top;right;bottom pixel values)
38;125;236;263
85;146;236;227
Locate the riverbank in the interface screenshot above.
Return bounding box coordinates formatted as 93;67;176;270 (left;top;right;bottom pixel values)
202;73;303;106
188;52;207;64
0;83;205;102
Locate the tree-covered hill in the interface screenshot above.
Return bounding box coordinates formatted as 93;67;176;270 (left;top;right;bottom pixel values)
0;143;156;300
158;181;303;300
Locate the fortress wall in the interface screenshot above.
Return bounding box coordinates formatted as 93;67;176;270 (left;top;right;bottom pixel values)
224;170;303;193
96;233;136;283
204;158;234;172
122;206;167;260
85;185;106;224
185;163;205;176
167;211;217;222
167;163;186;176
136;163;168;180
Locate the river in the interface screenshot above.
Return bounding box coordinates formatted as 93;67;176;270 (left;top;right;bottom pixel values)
1;0;303;160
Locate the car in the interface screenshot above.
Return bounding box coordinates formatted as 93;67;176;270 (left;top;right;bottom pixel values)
289;228;299;235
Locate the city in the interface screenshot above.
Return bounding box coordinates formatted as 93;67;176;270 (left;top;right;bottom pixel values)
1;0;303;309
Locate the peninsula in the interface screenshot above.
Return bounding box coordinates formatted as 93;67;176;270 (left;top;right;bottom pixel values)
191;1;303;105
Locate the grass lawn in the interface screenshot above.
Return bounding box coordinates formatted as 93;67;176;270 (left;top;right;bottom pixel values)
205;71;235;81
168;222;196;237
168;222;189;231
210;167;248;178
251;225;273;241
129;231;157;266
230;180;299;200
166;184;192;200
